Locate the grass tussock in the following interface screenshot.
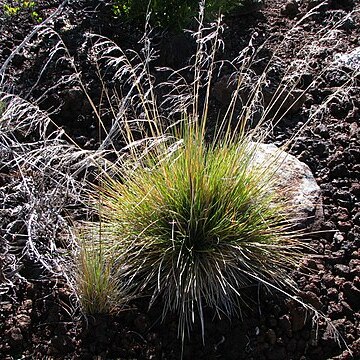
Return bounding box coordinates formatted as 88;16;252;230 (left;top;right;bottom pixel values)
76;231;123;315
94;120;302;338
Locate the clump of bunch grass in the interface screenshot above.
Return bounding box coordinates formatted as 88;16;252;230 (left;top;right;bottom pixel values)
95;119;302;339
75;227;124;315
76;219;126;315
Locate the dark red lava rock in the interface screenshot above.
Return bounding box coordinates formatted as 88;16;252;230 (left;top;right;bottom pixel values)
290;307;307;332
9;327;23;345
350;183;360;196
299;291;322;310
334;264;351;278
342;281;360;308
266;328;277;345
281;0;300;18
322;273;335;287
15;314;31;332
268;345;287;360
279;315;292;337
327;287;339;300
328;301;344;319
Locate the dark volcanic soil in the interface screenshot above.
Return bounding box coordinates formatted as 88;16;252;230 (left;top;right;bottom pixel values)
0;0;359;359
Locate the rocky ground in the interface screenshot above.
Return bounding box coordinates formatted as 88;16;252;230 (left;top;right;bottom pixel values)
0;0;359;359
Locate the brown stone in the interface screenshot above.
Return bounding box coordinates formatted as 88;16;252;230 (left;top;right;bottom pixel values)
16;314;31;331
299;291;322;310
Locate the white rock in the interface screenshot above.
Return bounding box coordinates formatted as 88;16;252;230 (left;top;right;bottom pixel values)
250;142;323;229
334;47;360;71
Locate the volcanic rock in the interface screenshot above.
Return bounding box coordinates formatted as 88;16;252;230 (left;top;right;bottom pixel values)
281;0;300;18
